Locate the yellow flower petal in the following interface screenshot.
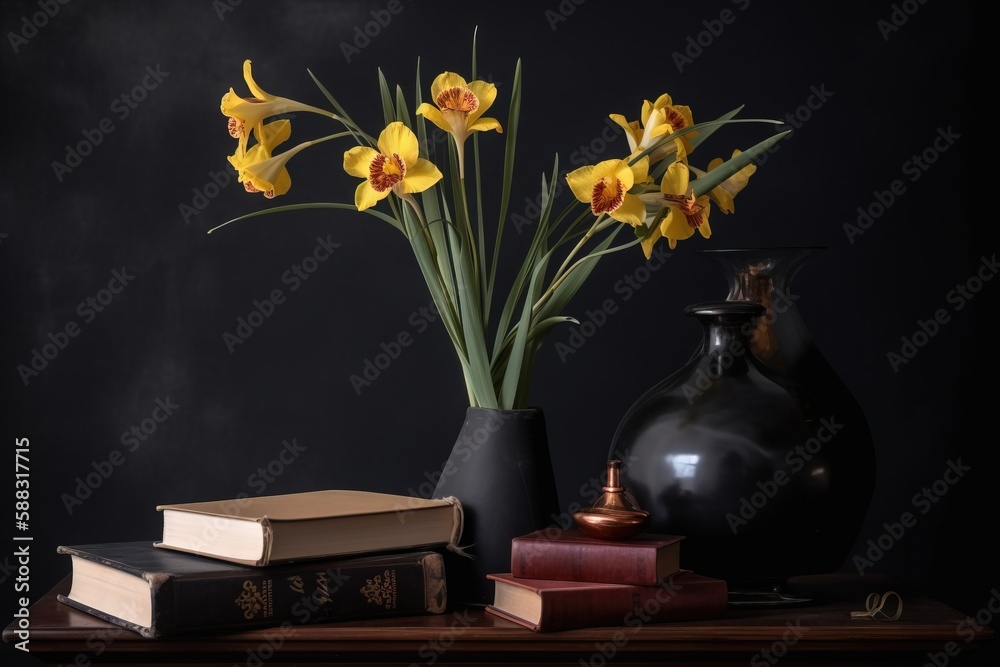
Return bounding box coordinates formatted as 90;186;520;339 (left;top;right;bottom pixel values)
468;116;503;134
377;122;419;168
628;156;649;187
355;180;387;211
246;166;291;198
257;119;291;150
609;113;640;154
610;194;646;227
243;60;270;100
697;204;712;239
415;103;451;134
660;162;690;195
344;146;379;179
242;140;313;197
612;160;635;192
640;223;663;259
711;187;736;214
429;72;469;101
466;80;497;125
660;209;696;243
565;165;596;204
592;159;623;183
400;158;443;194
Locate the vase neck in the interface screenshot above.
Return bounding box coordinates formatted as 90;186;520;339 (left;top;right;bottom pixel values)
703;319;750;354
696;248;824;378
699;247;822;303
685;302;764;369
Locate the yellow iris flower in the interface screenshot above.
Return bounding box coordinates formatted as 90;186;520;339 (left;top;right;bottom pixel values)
228;119;292;198
343;122;443;211
415;72;502;177
222;60;335;147
565;157;649;227
645;93;696;156
642;162;711;254
690;149;756;215
610;92;695;165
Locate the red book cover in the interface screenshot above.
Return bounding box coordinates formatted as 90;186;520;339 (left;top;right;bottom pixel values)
486;570;728;632
510;529;684;585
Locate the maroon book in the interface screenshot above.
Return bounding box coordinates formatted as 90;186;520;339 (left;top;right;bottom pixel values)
486;570;728;632
510;529;684;585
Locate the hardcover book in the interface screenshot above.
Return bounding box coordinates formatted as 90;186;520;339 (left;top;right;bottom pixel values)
486;570;727;632
510;529;684;585
155;489;463;566
57;541;447;638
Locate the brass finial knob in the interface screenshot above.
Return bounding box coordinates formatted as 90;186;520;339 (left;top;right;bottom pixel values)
571;459;650;540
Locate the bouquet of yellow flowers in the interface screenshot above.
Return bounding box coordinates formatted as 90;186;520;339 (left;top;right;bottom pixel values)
212;39;788;410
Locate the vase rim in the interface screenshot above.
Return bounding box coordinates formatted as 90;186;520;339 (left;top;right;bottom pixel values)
684;301;766;318
697;246;826;253
465;406;543;414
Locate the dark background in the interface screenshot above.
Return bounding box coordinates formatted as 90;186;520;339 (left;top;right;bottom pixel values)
1;0;993;664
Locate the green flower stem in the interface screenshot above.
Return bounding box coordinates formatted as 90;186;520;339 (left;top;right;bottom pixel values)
548;213;607;293
456;177;480;302
533;230;640;317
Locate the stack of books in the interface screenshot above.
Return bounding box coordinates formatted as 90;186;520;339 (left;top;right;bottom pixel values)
485;528;728;631
56;489;463;638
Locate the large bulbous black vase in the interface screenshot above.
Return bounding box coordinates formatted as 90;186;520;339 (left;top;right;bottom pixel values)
611;291;875;592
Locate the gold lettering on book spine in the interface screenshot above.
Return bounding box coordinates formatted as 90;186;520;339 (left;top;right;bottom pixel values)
361;569;397;609
235;579;274;619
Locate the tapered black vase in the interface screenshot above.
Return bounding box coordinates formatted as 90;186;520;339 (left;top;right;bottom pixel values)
610;295;873;592
432;407;560;606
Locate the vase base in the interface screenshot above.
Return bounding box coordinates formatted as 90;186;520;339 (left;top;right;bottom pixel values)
726;589;813;608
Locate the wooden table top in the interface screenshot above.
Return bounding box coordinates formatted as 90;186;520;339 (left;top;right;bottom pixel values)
4;575;996;666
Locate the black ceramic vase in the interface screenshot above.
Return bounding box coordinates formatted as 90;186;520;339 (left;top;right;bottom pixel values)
610;299;870;591
432;407;560;606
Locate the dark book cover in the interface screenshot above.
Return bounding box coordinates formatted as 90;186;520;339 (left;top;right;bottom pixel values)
56;541;446;638
510;529;684;585
486;570;727;632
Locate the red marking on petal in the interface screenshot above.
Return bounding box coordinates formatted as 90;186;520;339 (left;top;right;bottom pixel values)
591;177;625;215
662;106;688;131
435;86;479;114
228;116;245;138
663;191;705;227
369;152;407;192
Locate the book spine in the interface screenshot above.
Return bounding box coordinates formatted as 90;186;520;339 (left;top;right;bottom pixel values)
55;595;159;639
511;539;658;585
537;578;727;631
158;552;446;635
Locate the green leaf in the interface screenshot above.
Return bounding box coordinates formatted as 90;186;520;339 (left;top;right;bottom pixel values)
689;105;745;151
490;156;556;362
499;247;552;408
378;68;395;126
456;235;497;408
206;202;402;235
471;25;479;80
487;58;522;318
536;226;630;323
528;315;579;342
401;202;466;364
306;68;374;146
490;313;576;388
690;130;791;198
629;116;784;167
306;68;353;123
395;84;412;129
